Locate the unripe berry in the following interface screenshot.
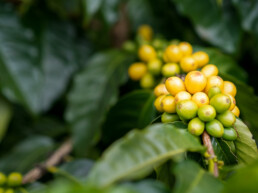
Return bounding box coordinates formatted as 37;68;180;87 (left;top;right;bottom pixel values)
208;86;221;99
231;106;240;117
138;45;156;62
154;95;166;112
140;73;155;89
161;113;180;123
201;64;218;78
188;117;205;136
223;127;237;141
192;92;209;107
217;110;236;127
176;100;198;120
222;81;237;97
198;105;216;122
175;91;192;104
210;93;231;113
178;42;193;56
154;84;169;97
161;63;180;77
205;76;224;93
164;45;183;63
180;56;198;72
137;25;153;41
128;63;147;81
165;77;186;96
185;71;207;94
227;94;236;111
161;95;176;113
206;119;224;138
192;51;209;68
147;59;162;75
7;172;22;187
0;173;6;186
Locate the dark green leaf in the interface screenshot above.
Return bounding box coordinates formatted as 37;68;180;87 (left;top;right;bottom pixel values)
173;160;224;193
211;137;237;165
0;135;54;173
65;50;134;155
102;90;156;145
88;123;205;187
0;4;78;114
101;0;120;25
174;0;241;53
0;98;12;142
234;119;258;164
156;161;175;188
82;0;103;24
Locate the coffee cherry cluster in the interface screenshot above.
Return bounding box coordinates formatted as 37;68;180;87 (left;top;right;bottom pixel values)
154;69;240;140
0;172;23;193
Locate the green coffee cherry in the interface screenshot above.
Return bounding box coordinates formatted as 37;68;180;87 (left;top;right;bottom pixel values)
122;40;136;52
188;118;205;136
210;94;231;113
206;119;224;138
176;100;198;120
140;73;155;89
7;172;22;187
0;173;6;186
208;86;221;99
147;59;162;75
217;110;236;127
4;189;14;193
198;105;216;122
152;38;166;49
223;127;237;141
161;113;180;123
161;63;180;77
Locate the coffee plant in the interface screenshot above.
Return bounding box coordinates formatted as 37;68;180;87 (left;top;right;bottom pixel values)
0;0;258;193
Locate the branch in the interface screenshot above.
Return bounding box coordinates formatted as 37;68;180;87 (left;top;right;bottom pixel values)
202;131;219;177
22;139;73;184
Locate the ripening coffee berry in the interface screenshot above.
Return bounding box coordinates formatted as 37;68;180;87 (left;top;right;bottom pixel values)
217;110;236;127
128;63;147;81
198;105;216;122
208;86;221;99
180;56;198;72
205;76;224;93
192;92;209;107
154;95;166;112
161;95;176;113
4;189;14;193
188;117;205;136
165;77;186;96
147;59;162;75
7;172;22;187
192;51;209;68
161;63;180;77
176;100;198;120
223;127;237;141
138;45;156;62
152;38;166;50
227;94;236;111
178;42;193;56
206;119;224;138
164;45;183;63
201;64;218;78
0;188;4;193
231;106;240;117
140;73;155;89
175;91;191;104
222;81;237;97
185;71;207;94
210;93;231;113
137;25;153;41
154;84;169;97
0;173;6;186
161;112;180;123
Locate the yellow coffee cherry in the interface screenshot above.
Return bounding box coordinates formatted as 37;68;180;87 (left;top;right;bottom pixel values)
154;84;169;97
223;81;237;97
138;45;157;62
204;76;224;93
128;63;147;81
192;92;209;107
180;56;198;72
227;94;236;111
137;25;153;41
161;63;180;77
165;77;186;96
154;95;166;112
147;59;162;75
178;42;193;56
164;45;183;63
140;73;155;89
185;71;207;94
201;64;219;78
161;95;176;113
231;106;240;117
193;51;209;68
175;91;192;104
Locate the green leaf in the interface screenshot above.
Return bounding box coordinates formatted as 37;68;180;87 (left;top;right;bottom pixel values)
156;161;175;188
0;98;12;142
102;90;156;145
211;137;237;165
65;50;134;155
0;4;78;114
222;160;258;193
101;0;120;26
82;0;103;24
88;123;205;187
0;135;54;173
234;119;258;164
173;160;224;193
173;0;241;53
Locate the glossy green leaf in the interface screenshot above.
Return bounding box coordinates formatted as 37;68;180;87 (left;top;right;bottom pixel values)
88;123;205;187
211;137;237;165
65;50;134;155
0;4;78;114
234;119;258;164
174;0;241;53
102;90;156;145
0;98;12;142
173;160;224;193
222;160;258;193
101;0;120;25
82;0;103;24
0;135;54;173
